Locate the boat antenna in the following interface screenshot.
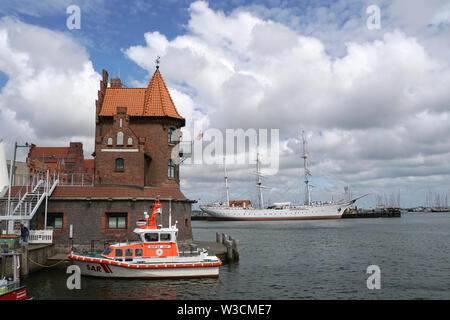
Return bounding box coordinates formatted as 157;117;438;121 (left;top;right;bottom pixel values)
224;156;230;207
302;131;311;205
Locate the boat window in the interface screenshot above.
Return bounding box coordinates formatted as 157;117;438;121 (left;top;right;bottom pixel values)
160;233;171;241
115;249;123;257
102;248;113;256
144;233;159;242
135;248;143;257
125;248;133;257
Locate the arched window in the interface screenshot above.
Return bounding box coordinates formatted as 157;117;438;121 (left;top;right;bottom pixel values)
127;137;133;146
117;132;124;145
115;158;124;172
168;159;175;178
107;137;113;146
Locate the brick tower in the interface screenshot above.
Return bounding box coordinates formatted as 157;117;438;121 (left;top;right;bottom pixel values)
94;66;185;188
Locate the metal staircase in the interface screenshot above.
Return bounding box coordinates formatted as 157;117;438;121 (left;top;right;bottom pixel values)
0;176;59;222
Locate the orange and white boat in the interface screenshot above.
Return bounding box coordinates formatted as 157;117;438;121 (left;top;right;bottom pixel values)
69;198;222;279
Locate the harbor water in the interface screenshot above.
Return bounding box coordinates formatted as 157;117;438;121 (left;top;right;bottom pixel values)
23;212;450;299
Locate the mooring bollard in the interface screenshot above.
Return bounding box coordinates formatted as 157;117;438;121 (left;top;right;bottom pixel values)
222;233;227;245
216;232;221;243
232;239;239;261
225;240;233;262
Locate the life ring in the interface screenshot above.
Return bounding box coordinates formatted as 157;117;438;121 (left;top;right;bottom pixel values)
156;249;163;256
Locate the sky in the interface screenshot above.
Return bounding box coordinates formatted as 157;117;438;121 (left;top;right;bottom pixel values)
0;0;449;209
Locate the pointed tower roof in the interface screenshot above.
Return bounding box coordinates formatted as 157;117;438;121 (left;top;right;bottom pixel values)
143;67;183;119
99;67;184;124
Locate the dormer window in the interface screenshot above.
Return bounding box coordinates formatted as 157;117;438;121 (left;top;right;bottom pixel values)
117;132;124;145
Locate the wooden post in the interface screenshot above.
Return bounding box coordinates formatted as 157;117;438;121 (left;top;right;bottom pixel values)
216;232;221;243
232;239;239;261
225;240;233;262
222;233;227;244
20;246;28;277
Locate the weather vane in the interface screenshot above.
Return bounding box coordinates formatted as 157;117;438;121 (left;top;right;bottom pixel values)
156;56;160;69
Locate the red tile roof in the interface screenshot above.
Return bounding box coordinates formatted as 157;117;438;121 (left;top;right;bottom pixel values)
100;88;146;116
99;69;184;121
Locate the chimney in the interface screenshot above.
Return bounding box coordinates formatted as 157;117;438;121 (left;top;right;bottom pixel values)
110;78;122;88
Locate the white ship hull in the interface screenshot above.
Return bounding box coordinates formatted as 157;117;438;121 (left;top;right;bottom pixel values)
200;200;355;221
70;254;221;279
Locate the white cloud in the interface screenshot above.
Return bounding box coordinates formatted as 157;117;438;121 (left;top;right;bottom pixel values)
0;17;100;160
125;1;450;207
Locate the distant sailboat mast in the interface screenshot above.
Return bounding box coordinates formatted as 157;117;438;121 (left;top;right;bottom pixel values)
302;131;311;206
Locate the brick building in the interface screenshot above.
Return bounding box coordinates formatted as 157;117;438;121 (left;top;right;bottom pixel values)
3;66;194;252
27;142;91;185
93;66;184;187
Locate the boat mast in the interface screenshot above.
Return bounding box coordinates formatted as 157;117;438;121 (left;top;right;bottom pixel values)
223;156;230;207
302;131;311;205
256;149;264;209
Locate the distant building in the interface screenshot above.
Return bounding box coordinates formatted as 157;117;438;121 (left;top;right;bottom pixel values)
6;160;29;186
26;142;91;185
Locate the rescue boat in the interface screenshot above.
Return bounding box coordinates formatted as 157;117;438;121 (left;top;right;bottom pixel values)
69;198;222;278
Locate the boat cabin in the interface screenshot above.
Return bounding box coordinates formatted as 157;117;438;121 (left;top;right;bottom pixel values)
100;227;179;261
100;198;180;261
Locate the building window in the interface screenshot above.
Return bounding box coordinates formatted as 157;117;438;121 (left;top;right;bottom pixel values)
127;137;133;146
115;158;124;172
107;213;127;229
168;159;175;178
47;213;63;229
107;137;113;146
117;132;124;145
168;128;175;144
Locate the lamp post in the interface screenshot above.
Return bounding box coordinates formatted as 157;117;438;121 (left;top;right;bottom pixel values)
7;142;31;233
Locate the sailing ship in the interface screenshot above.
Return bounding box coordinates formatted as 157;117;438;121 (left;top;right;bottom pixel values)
200;132;366;221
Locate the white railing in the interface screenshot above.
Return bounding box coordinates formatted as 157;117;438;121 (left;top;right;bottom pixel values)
29;230;53;244
10;229;53;244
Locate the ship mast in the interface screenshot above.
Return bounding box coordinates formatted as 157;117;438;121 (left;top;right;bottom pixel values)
256;149;264;209
302;131;311;205
223;156;230;207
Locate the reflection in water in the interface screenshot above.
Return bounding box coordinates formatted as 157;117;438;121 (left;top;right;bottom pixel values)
24;268;221;300
96;278;221;300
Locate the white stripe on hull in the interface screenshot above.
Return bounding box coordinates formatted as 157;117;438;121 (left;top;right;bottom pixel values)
73;260;219;279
